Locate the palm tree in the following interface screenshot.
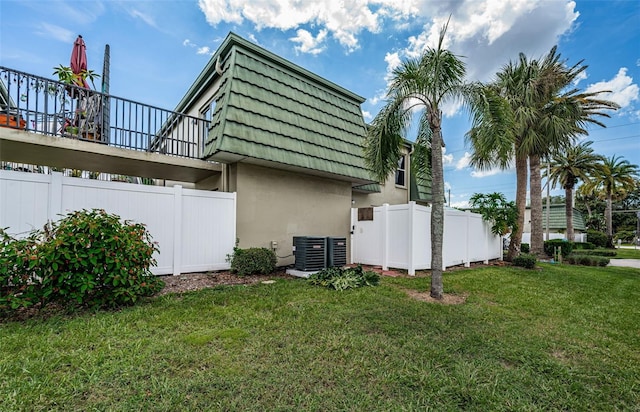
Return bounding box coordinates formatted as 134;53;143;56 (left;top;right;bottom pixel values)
525;68;618;254
364;22;509;299
583;155;639;245
547;141;604;241
468;47;617;258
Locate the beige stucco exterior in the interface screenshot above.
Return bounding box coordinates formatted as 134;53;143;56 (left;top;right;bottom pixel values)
352;172;409;207
351;145;412;208
228;162;352;266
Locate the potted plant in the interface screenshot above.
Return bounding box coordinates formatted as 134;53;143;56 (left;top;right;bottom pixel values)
53;65;101;140
53;65;99;90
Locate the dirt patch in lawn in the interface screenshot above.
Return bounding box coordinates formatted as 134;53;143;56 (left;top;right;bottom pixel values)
403;289;468;305
157;268;293;296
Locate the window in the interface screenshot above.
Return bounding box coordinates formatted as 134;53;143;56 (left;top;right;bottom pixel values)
200;99;216;152
395;155;406;187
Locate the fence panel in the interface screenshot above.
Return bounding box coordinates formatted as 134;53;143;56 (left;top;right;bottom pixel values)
350;207;384;266
0;170;236;275
351;202;501;275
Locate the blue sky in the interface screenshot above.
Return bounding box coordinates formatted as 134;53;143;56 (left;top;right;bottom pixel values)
1;0;638;207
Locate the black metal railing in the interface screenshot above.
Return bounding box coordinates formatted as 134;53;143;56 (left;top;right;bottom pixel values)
0;66;208;159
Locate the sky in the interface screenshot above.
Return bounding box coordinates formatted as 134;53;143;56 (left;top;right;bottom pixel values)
1;0;638;207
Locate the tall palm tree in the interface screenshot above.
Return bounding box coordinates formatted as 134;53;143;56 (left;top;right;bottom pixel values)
583;155;639;245
364;22;509;299
468;47;617;258
547;141;604;241
525;68;618;254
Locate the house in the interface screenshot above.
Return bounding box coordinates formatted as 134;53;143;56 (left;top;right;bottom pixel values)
522;204;587;242
351;140;432;208
170;32;433;266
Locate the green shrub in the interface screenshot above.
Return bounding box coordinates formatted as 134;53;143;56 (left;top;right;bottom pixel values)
37;209;163;308
308;265;380;290
586;230;608;248
512;253;537;269
228;246;276;276
0;230;43;312
0;209;163;315
565;255;610;267
573;242;595;250
520;243;530;253
544;239;574;258
614;230;635;243
571;249;617;257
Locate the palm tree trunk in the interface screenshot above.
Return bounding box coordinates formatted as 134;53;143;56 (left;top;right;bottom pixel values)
507;152;528;261
606;192;613;247
429;113;444;300
565;187;574;242
529;154;544;256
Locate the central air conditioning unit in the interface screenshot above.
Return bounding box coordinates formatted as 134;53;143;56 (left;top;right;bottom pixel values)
293;236;327;271
326;237;347;268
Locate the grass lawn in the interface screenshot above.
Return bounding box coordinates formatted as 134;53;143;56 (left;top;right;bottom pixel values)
612;247;640;259
1;264;639;411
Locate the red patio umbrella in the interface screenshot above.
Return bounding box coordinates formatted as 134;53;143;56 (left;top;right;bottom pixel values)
70;35;90;88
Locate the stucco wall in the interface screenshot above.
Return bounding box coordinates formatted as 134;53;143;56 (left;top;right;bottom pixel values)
231;163;352;266
352;172;409;207
352;146;411;208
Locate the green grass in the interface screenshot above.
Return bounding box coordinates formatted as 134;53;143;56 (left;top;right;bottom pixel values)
612;247;640;259
1;264;639;411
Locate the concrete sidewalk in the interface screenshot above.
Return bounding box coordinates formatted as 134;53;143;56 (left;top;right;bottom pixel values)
608;259;640;269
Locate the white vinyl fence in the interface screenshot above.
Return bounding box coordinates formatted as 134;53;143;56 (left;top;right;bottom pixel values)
351;202;502;275
0;170;236;275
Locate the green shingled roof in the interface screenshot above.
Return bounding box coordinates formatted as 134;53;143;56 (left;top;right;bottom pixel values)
410;171;433;203
178;32;375;185
540;204;586;231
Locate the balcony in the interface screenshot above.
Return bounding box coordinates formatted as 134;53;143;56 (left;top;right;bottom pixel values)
0;66;220;183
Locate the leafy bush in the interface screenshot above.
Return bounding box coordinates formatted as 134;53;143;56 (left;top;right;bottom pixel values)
571;249;617;257
228;246;276;276
573;242;595;250
544;239;574;258
586;230;608;248
0;230;43;311
520;243;530;253
512;253;537;269
0;209;163;315
308;265;380;290
565;255;610;267
614;230;635;243
38;209;163;307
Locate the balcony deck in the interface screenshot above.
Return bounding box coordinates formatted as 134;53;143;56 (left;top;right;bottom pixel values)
0;66;220;183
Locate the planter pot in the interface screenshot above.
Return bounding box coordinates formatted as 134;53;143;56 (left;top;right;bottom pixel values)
0;114;26;130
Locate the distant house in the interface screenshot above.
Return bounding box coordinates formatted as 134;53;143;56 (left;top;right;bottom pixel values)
171;32;430;265
522;204;587;242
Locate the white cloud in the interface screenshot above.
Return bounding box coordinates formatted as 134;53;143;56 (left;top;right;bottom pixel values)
585;67;639;110
442;147;453;165
291;29;328;55
129;9;157;28
362;110;372;121
183;39;194;47
198;0;381;52
471;168;503;178
373;0;579;115
456;152;472;170
573;70;587;86
444;181;452;191
197;46;213;55
36;23;74;43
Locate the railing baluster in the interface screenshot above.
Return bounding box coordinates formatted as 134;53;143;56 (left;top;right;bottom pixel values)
1;66;208;159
